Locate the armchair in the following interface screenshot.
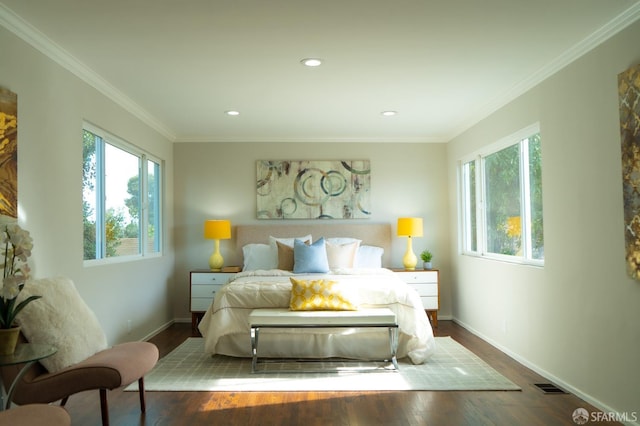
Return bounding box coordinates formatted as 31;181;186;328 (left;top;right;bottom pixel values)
0;277;159;426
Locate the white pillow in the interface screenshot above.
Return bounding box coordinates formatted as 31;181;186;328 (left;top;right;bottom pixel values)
325;237;362;246
242;243;276;270
326;240;360;269
16;277;108;373
355;245;384;268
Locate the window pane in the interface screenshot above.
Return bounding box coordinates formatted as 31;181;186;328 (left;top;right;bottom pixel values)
484;144;521;256
147;159;160;253
463;160;477;252
82;130;98;260
105;143;140;257
528;134;544;260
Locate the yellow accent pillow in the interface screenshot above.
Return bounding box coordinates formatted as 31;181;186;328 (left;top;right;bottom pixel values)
289;277;358;311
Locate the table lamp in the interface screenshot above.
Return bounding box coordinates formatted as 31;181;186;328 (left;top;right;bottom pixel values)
397;217;423;270
204;220;231;271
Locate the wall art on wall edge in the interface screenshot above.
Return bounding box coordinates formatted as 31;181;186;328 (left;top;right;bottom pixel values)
619;63;640;281
0;86;18;225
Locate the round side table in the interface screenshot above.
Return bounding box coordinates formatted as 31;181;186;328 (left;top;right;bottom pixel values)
0;343;57;410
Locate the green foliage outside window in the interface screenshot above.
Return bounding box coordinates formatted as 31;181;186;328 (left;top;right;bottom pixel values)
461;129;543;262
82;128;159;260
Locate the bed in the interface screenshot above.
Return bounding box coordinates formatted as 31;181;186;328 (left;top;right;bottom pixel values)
198;224;436;364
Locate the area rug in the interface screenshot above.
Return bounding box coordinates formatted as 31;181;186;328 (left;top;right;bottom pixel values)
125;336;520;392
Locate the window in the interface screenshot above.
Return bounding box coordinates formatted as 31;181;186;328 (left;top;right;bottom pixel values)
82;123;162;262
459;124;543;264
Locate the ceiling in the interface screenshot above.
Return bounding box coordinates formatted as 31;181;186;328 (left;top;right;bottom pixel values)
1;1;639;143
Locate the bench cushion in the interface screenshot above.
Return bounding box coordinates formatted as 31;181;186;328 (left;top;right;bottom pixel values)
249;308;397;326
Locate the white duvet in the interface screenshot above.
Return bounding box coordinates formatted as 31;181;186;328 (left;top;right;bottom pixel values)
199;268;436;364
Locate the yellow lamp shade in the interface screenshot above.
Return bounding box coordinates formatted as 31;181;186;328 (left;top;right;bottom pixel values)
397;217;423;237
204;220;231;271
204;220;231;240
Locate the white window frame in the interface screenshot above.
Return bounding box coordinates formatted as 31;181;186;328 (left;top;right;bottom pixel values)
458;123;543;266
83;122;163;266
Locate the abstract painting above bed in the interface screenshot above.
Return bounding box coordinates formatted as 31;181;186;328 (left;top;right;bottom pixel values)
256;160;371;219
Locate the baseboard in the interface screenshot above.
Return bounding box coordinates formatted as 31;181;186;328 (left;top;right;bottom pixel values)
452;317;638;426
141;319;176;342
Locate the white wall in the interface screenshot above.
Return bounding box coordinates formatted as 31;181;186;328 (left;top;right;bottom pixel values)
173;142;451;321
0;26;176;345
447;20;640;417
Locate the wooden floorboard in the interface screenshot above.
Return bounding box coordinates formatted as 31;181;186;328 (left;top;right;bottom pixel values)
60;320;620;425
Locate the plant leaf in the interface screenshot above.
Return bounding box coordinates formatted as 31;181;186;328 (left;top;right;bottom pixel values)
6;295;41;327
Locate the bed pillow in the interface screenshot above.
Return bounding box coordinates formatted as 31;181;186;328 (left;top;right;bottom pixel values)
326;240;360;269
325;237;362;246
276;241;296;270
270;235;312;270
242;243;276;270
355;245;384;268
15;277;108;373
293;237;330;273
289;277;359;311
269;235;312;250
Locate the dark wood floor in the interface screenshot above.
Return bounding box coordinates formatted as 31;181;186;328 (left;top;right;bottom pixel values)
62;321;620;426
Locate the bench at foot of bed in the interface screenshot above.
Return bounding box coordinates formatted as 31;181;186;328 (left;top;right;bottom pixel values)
248;308;399;373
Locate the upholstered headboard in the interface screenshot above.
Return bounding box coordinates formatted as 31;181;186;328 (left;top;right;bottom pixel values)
236;223;392;267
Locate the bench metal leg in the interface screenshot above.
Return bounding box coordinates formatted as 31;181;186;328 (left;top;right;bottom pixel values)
250;326;259;373
389;326;399;370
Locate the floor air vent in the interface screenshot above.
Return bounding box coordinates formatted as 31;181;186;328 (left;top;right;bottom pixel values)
534;383;568;394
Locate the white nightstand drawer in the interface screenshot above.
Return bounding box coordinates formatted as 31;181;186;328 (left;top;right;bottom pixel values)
191;272;235;285
421;296;438;310
191;298;214;311
395;271;438;284
191;285;220;298
411;283;438;297
392;269;439;326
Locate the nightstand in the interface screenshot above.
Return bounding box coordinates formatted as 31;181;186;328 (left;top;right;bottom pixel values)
190;270;236;330
392;269;439;327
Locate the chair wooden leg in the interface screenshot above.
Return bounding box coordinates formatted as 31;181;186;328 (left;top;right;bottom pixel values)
100;388;109;426
138;377;146;413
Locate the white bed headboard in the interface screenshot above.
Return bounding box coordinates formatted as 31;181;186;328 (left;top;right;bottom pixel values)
235;223;392;267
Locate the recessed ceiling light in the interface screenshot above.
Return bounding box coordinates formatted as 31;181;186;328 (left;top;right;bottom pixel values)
381;111;397;116
300;58;322;67
225;110;240;116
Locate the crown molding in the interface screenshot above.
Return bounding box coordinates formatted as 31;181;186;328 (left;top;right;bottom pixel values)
0;3;176;141
2;2;639;144
448;2;640;141
173;135;447;144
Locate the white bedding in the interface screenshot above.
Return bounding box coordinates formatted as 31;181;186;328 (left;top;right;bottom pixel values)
198;268;436;364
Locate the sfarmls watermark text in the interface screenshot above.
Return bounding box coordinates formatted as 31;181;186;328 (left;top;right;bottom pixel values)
572;408;638;424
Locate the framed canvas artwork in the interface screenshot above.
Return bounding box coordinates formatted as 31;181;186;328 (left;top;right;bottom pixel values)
0;87;18;222
619;63;640;280
256;160;371;219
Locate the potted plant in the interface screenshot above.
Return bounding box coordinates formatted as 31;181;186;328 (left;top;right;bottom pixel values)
0;224;41;354
420;249;433;270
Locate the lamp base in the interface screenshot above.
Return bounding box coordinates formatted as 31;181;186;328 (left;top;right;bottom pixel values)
209;254;223;271
209;239;224;271
403;237;417;270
